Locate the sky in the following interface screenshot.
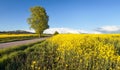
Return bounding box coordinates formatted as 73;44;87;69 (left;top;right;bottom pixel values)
0;0;120;33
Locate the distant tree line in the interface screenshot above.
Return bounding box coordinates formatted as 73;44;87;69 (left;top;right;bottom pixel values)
0;30;34;34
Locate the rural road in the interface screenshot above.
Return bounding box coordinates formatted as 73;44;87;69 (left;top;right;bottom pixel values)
0;37;49;49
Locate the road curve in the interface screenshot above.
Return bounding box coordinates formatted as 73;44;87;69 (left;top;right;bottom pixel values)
0;37;49;49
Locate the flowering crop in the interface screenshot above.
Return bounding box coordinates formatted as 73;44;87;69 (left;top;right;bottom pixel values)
0;34;38;43
44;34;120;70
3;34;120;70
0;34;37;38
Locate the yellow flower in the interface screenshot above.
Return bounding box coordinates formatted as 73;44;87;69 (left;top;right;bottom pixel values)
32;61;36;64
46;34;120;69
66;64;68;67
31;65;34;68
38;67;41;70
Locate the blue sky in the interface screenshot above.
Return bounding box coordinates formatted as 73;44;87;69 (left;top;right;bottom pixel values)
0;0;120;33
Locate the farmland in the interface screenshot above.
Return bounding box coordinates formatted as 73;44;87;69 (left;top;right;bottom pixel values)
0;34;38;43
1;34;120;70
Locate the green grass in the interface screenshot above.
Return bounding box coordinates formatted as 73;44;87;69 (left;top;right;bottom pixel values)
0;41;44;70
0;41;43;57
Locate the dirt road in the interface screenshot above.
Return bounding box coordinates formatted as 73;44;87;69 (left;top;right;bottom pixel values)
0;37;49;49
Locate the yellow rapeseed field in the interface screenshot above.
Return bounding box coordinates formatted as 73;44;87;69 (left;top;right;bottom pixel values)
45;34;120;70
0;34;38;43
0;34;38;38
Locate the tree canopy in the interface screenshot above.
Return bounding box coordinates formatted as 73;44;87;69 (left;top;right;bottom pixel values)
28;6;49;37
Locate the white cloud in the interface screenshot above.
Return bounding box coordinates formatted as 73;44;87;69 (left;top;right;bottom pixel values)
26;29;35;33
43;28;80;34
96;25;120;33
78;30;88;34
97;26;120;32
43;28;102;34
26;25;120;34
88;31;102;34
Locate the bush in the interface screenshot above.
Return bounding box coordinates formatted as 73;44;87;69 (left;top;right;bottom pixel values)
53;31;59;35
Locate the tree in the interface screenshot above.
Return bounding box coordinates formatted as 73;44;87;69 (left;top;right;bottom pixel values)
28;6;49;37
53;31;59;35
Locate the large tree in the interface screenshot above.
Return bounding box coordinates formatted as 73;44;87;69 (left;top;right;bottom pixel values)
28;6;49;37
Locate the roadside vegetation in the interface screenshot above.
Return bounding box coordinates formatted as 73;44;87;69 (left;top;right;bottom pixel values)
0;41;43;70
1;34;120;70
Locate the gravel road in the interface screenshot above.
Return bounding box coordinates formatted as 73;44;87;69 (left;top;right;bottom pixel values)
0;37;49;49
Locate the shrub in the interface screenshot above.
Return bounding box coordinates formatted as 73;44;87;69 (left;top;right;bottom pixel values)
53;31;59;35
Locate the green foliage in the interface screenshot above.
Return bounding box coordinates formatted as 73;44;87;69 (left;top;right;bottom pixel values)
53;31;59;35
0;41;43;70
0;51;26;70
0;41;43;57
28;6;49;37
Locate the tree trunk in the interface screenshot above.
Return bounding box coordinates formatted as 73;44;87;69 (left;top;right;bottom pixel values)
39;33;41;38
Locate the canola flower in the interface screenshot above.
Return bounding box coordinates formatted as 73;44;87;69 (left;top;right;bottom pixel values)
44;34;120;70
32;61;37;64
0;34;38;38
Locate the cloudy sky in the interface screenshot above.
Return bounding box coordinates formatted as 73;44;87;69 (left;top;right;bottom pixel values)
0;0;120;34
